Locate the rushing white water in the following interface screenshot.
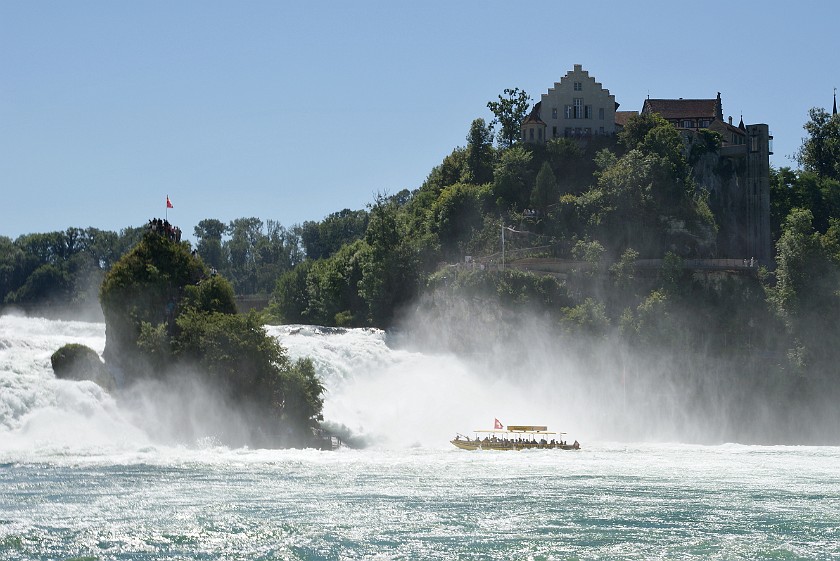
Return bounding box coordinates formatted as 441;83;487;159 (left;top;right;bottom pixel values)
2;314;839;560
267;324;590;448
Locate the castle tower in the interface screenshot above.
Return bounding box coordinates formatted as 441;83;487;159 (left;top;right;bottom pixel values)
521;101;547;144
745;124;773;262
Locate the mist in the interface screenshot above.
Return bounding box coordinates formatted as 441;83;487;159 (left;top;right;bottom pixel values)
290;286;837;447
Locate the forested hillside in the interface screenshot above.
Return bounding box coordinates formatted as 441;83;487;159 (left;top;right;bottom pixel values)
3;101;840;414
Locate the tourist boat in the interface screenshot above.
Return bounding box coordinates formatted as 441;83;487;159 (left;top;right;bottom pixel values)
451;422;580;451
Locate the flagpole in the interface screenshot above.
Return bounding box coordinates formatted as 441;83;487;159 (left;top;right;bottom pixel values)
165;194;169;222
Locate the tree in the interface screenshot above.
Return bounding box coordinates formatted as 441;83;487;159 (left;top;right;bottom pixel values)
766;208;840;371
531;161;560;216
194;218;226;270
432;182;486;260
463;118;495;184
581;116;716;257
770;168;840;238
358;195;419;325
493;145;533;210
226;217;264;294
270;260;313;324
618;112;671;152
797;107;840;181
487;88;531;148
298;209;369;261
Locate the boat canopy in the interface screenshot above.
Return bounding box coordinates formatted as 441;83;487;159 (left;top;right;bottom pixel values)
474;427;566;435
507;425;548;432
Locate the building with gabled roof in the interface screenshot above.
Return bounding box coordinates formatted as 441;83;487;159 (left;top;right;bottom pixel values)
641;92;772;261
519;67;773;262
643;94;723;128
521;64;617;143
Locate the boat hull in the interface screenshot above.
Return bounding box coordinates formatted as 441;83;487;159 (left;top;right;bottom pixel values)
450;439;579;451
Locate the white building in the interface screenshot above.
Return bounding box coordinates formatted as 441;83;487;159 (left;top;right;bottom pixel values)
521;64;618;143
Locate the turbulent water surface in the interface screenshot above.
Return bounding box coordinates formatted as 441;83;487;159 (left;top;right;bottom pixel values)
1;315;839;560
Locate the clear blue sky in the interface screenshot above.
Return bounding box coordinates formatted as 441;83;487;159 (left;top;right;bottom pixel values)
2;1;838;241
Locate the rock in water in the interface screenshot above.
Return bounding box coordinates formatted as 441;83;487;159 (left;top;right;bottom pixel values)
51;343;115;391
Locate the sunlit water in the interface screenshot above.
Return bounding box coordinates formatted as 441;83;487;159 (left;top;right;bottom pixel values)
1;315;839;560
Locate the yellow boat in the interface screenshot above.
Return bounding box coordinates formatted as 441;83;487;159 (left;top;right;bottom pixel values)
451;424;580;451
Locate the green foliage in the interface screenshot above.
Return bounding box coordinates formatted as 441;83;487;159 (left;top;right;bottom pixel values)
50;343;114;391
1;226;143;314
432;267;570;311
269;260;313;324
622;289;671;346
618;112;671;151
4;263;72;304
689;129;723;164
304;241;364;326
561;298;610;336
610;248;640;292
463;118;495;184
770;168;840;239
579;115;716;258
182;275;237;315
432;182;488;260
358;195;420;325
99;230;324;447
531;162;560;216
764;208;840;372
192;217;303;296
298;209;369;261
173;309;324;441
193;218;226;270
493;145;534;210
100;232;207;351
797;107;840;181
486;88;531;148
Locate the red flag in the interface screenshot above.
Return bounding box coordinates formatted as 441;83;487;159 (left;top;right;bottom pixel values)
494;418;503;429
166;195;173;209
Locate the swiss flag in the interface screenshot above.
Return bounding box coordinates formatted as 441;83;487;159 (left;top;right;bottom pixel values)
166;195;173;209
494;418;503;430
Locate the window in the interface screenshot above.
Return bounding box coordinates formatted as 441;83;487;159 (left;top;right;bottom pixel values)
574;81;582;91
552;107;558;119
564;127;573;137
552;126;557;137
584;127;591;136
681;119;695;128
574;98;583;119
538;129;543;140
599;126;605;135
585;105;592;119
564;105;573;119
599;107;605;120
529;128;534;140
700;119;711;128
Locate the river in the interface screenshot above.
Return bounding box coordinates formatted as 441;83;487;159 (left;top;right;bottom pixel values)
1;315;838;560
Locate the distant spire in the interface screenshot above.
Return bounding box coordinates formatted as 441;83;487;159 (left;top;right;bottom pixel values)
834;88;837;116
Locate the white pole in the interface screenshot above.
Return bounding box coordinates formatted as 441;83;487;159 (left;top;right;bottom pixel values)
501;222;505;270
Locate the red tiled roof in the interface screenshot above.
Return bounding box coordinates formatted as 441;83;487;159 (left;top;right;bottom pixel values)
643;99;718;120
614;111;637;127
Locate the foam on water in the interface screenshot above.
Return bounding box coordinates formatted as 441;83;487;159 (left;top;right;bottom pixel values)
267;324;590;448
1;315;839;558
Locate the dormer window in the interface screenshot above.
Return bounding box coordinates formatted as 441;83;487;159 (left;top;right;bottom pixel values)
574;81;582;91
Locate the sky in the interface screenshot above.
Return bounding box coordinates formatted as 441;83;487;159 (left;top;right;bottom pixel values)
2;1;838;242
